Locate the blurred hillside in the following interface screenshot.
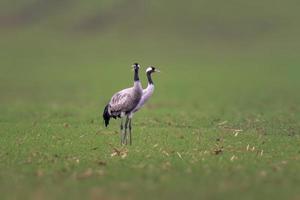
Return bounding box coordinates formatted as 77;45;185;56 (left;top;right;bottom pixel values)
1;0;299;58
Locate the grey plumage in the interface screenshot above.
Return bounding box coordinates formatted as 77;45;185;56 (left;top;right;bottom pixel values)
108;84;142;117
103;63;142;145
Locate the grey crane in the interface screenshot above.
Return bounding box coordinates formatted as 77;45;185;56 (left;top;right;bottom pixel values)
103;63;143;145
132;66;160;114
124;66;160;145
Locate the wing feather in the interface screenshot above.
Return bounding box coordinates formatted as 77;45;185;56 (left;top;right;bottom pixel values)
108;87;136;115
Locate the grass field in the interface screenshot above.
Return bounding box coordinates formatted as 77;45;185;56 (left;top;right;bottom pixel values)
1;0;300;199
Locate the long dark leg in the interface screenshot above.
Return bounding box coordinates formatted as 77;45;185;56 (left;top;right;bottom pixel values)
123;116;130;145
120;117;124;145
129;118;132;145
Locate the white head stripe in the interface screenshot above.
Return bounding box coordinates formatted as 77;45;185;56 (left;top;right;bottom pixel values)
146;67;152;72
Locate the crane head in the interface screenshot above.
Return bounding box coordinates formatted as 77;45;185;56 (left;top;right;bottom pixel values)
132;63;140;70
146;66;160;73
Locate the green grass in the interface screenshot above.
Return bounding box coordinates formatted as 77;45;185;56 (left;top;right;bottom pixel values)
1;0;300;199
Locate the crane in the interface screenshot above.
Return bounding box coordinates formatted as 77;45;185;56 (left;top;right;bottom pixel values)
103;63;143;145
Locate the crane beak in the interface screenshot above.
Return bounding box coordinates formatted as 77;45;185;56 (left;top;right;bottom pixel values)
155;69;160;73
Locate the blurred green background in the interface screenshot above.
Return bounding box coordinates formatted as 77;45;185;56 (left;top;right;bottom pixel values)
1;0;299;107
1;0;300;199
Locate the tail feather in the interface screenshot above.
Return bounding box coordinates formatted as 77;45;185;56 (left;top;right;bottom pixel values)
103;104;111;127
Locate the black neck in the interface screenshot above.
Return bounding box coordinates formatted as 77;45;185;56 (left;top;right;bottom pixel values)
134;68;139;82
146;71;153;85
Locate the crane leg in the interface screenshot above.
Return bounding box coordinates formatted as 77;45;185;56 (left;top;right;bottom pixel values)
123;116;130;145
129;118;132;145
120;117;124;145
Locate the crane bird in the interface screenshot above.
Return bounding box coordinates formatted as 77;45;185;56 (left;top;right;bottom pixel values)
123;66;160;145
102;63;143;145
132;66;160;114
